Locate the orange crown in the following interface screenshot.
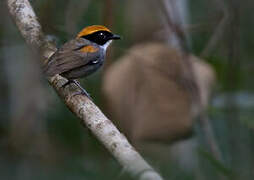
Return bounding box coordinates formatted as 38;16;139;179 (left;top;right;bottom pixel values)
77;25;111;38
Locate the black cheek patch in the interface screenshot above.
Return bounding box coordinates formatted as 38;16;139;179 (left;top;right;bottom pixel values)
81;31;113;45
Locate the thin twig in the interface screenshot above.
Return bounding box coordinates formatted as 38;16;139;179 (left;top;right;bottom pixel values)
199;0;229;164
159;0;223;166
201;0;230;58
6;0;164;179
159;0;190;53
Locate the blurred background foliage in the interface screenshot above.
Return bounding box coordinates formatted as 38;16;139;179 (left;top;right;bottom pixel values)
0;0;254;179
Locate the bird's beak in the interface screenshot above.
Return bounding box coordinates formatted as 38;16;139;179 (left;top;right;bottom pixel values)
111;34;121;40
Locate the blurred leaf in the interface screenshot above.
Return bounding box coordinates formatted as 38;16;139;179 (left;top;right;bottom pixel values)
198;148;234;178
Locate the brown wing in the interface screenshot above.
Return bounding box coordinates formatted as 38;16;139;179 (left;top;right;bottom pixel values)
43;38;101;76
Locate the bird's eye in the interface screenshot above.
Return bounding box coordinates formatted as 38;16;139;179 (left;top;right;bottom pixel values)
99;32;106;39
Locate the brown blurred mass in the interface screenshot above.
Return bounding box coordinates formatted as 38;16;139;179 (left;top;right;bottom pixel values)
103;43;215;145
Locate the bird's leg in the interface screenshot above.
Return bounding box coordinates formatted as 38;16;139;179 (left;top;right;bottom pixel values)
61;79;92;100
62;80;74;89
72;80;92;99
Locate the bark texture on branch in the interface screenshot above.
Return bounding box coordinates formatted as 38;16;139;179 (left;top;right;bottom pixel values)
7;0;164;179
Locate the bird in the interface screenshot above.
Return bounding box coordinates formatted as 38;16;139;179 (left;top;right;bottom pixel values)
43;25;120;98
43;25;120;97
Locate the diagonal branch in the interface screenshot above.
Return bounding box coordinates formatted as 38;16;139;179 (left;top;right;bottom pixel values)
6;0;163;179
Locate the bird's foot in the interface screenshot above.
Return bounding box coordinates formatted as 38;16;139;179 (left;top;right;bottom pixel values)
61;80;92;100
62;80;74;88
